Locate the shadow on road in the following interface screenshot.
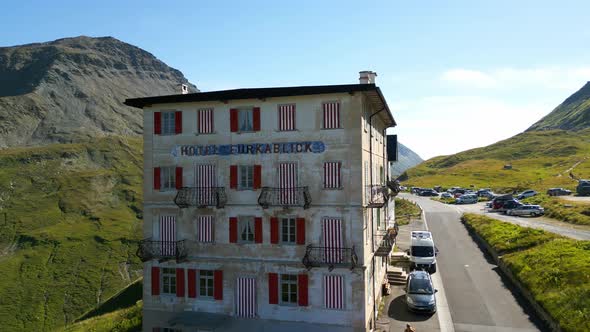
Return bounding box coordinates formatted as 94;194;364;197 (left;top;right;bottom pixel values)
387;295;434;322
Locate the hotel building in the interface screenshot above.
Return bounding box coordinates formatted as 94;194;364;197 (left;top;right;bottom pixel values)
125;71;397;332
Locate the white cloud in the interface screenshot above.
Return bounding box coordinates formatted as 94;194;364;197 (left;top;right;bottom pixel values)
440;66;590;91
440;69;496;88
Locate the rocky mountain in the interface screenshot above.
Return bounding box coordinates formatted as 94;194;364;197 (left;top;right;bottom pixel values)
390;142;423;177
0;36;196;147
527;81;590;131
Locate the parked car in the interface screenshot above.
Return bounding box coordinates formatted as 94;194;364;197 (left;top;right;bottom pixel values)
500;200;522;213
517;190;537;200
490;194;516;211
506;204;545;217
577;180;590;196
419;189;439;197
440;192;453;199
547;188;571;196
456;194;478;204
405;270;437;314
479;191;496;199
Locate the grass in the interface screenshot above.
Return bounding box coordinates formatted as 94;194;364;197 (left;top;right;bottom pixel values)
402;129;590;226
462;213;590;331
59;300;142;332
394;197;421;226
0;136;143;331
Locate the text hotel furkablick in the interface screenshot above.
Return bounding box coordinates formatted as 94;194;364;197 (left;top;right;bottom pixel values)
172;141;326;157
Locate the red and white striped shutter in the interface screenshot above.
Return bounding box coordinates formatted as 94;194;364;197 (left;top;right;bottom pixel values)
195;164;216;205
324;275;344;309
197;215;214;243
278;162;298;205
159;216;177;256
323;162;341;189
236;277;257;317
198;108;214;134
323;218;343;263
323;102;340;129
278;104;296;131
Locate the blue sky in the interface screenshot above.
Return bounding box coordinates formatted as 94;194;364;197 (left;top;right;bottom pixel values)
2;1;589;159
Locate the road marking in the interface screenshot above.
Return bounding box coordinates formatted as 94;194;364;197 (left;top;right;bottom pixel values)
419;204;455;332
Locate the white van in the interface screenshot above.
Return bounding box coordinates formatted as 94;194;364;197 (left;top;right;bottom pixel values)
409;231;438;273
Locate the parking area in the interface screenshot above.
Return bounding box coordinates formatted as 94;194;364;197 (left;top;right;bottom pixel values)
375;211;441;332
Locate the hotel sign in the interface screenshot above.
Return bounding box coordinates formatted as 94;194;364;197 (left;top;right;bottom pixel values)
172;141;326;157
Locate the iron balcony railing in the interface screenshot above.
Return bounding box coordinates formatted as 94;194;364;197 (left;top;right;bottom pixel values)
387;180;401;197
136;239;188;262
374;229;397;257
258;187;311;209
365;185;389;208
302;245;358;271
174;187;227;209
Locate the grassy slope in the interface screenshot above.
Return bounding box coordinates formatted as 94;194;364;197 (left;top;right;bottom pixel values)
0;136;143;331
403;129;590;192
59;300;142;332
402;129;590;225
394;197;422;226
462;214;590;331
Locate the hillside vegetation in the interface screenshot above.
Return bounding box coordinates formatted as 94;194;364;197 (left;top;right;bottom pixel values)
463;214;590;331
0;136;143;331
401;129;590;193
59;301;142;332
528;82;590;131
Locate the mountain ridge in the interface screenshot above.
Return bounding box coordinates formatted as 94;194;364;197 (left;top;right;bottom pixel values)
527;81;590;131
0;36;197;148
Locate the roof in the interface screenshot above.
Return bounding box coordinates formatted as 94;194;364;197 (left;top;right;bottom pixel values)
124;83;396;126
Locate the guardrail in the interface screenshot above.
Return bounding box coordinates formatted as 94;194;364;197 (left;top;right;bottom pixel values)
136;239;188;262
258;187;311;209
174;187;227;209
302;245;358;271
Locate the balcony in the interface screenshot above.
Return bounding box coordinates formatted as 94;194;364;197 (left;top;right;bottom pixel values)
174;187;227;209
387;180;401;197
258;187;311;209
365;185;388;208
136;239;188;262
302;245;358;271
374;228;397;257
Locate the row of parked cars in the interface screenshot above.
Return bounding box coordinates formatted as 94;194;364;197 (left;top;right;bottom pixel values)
486;194;545;216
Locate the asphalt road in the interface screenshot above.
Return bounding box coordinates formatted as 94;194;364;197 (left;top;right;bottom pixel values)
400;194;548;332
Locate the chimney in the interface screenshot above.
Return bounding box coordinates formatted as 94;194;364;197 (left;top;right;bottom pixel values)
180;84;189;94
359;71;377;84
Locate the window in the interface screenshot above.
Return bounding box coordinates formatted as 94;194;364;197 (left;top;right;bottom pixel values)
280;274;298;305
199;270;214;298
281;218;296;244
239;165;254;190
322;101;341;129
198;108;214;134
162;268;176;295
238;109;254;132
160;166;176;191
278;104;296;131
239;217;255;243
323;161;342;189
162;111;176;135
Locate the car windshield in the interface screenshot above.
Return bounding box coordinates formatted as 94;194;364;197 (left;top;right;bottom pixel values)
408;278;434;294
411;246;434;257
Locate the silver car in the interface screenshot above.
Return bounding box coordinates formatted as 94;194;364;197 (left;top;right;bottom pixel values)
405;270;437;313
506;204;544;217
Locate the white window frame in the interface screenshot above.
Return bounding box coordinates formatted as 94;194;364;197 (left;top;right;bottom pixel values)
160;166;176;191
161;111;176;135
238;108;254;132
161;267;176;295
238;216;255;244
280;217;296;245
238;165;254;190
280;274;298;306
198;270;215;298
